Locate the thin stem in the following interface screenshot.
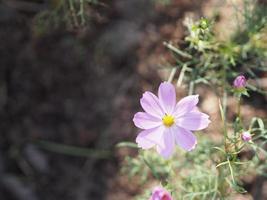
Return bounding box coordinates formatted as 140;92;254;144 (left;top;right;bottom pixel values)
237;95;244;129
168;67;177;83
219;99;228;153
80;0;86;26
238;97;242;118
69;0;79;27
188;81;195;95
163;42;192;59
221;64;228;152
35;140;111;158
222;91;228;151
227;158;236;185
222;89;227;118
176;64;187;87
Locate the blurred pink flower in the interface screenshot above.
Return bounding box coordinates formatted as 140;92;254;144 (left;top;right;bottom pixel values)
149;187;172;200
242;131;252;142
133;82;210;158
233;75;246;88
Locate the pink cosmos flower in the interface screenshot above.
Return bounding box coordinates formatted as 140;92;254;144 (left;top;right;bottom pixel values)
241;131;252;142
233;75;246;88
149;186;172;200
133;82;210;158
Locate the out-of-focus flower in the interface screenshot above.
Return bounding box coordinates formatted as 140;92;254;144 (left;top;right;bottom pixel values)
133;82;210;158
233;75;246;88
241;131;252;142
149;187;172;200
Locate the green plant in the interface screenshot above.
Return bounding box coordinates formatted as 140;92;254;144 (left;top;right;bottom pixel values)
118;0;267;199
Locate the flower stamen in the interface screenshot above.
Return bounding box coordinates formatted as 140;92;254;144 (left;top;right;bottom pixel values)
162;115;175;127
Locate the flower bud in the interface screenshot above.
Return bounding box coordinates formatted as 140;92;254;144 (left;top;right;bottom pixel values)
149;187;172;200
241;131;252;142
233;75;246;88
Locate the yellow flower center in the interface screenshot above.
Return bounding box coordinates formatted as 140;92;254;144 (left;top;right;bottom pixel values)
162;115;175;127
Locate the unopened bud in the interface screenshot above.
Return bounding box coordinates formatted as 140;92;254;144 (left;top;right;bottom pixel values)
242;131;252;142
233;75;246;88
149;187;173;200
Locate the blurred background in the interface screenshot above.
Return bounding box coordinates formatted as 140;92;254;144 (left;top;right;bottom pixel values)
0;0;266;200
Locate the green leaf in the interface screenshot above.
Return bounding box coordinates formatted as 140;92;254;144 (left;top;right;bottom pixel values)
116;142;138;148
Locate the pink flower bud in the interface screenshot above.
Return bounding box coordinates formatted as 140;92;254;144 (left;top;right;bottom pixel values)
242;131;252;142
149;187;173;200
233;75;246;88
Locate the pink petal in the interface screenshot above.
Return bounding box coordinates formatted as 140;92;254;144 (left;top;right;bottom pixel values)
156;129;175;158
175;110;210;131
133;112;162;129
173;126;197;151
158;82;176;114
173;95;199;118
150;187;173;200
136;126;165;149
140;91;164;118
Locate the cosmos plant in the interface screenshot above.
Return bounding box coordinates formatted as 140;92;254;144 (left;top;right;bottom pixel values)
133;82;210;158
119;13;267;199
127;74;266;199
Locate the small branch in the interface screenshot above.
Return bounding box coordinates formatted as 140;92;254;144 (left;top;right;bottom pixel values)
163;42;192;59
177;64;187;87
167;67;177;83
69;0;79;27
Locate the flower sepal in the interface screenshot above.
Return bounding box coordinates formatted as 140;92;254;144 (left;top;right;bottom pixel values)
233;87;249;97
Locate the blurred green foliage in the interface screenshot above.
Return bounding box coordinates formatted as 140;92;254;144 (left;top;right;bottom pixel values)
165;1;267;96
151;0;171;6
122;115;267;199
33;0;100;35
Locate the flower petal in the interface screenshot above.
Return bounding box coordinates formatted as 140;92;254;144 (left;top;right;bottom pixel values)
176;110;210;131
173;126;197;151
136;134;154;149
150;187;173;200
140;91;164;118
158;82;176;114
156;128;175;158
136;126;165;149
133;112;162;129
173;95;199;117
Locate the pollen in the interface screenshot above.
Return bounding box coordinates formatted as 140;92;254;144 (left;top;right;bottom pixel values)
162;115;175;127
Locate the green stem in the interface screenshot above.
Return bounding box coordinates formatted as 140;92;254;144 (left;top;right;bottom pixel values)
35;140;111;158
237;95;244;129
163;42;192;59
176;64;187;87
167;67;177;83
80;0;85;26
189;80;195;95
222;90;228;151
233;95;243;155
69;0;79;27
237;96;241;120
